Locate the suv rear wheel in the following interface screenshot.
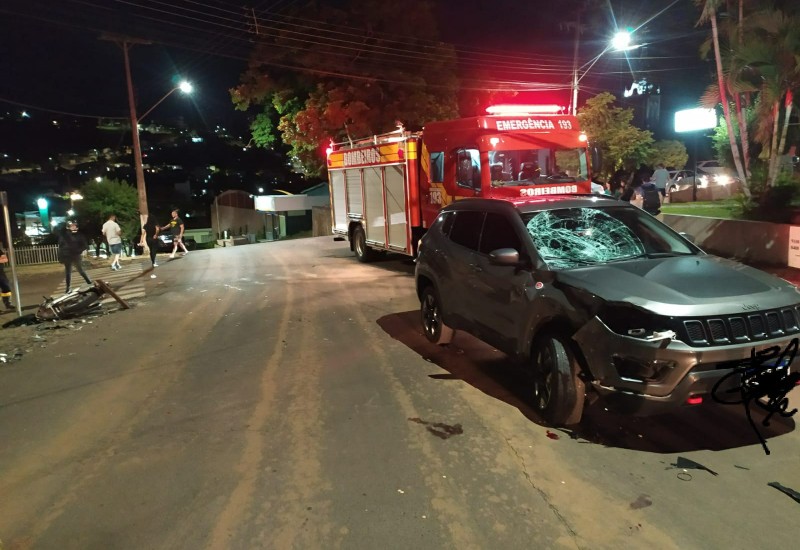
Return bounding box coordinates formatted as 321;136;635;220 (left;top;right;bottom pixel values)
420;286;454;345
530;334;585;425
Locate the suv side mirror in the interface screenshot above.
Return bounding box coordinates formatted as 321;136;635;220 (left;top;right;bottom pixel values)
488;248;522;266
679;232;696;243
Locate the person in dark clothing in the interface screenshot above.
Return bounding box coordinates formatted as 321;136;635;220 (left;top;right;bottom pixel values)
161;209;189;257
640;180;662;215
620;181;637;202
0;247;15;310
58;221;92;293
140;215;160;268
609;169;628;197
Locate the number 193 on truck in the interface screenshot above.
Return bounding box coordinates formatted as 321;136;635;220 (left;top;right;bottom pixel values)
326;104;597;262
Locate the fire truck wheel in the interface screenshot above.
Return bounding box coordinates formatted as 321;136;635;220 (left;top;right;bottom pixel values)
353;225;376;263
420;285;454;345
529;333;585;426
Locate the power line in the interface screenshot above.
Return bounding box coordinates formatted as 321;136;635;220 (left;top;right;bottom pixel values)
0;96;127;119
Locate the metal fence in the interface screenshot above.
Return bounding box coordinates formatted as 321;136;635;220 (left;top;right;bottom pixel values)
12;244;60;265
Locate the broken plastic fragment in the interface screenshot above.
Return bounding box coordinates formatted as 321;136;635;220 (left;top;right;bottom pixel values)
645;330;676;342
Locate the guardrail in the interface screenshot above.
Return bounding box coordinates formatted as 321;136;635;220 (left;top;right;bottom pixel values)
13;244;60;265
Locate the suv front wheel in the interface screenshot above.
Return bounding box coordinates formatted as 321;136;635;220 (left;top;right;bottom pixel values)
530;334;585;425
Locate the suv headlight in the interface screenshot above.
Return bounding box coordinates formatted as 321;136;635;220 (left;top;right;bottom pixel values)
597;304;674;340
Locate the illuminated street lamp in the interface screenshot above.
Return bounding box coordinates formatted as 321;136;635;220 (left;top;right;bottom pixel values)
611;30;632;51
124;70;193;226
570;28;637;115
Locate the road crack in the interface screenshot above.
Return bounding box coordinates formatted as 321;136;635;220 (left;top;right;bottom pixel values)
504;437;583;550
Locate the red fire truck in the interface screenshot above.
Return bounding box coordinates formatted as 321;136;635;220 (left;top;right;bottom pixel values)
326;105;595;261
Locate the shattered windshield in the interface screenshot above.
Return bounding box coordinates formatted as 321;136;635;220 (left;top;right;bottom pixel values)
523;206;697;269
489;147;588;186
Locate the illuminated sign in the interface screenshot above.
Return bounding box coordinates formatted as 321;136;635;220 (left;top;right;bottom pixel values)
328;143;408;169
343;147;381;166
486;104;564;115
520;185;578;196
495;118;575;131
675;108;717;133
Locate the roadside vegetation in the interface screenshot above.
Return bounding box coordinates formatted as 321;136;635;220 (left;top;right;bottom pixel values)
661;199;739;219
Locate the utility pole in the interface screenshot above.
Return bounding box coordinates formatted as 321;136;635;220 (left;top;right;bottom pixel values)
100;33;152;228
1;191;22;317
562;5;585;116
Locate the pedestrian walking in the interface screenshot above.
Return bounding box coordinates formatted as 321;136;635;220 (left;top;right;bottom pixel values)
640;180;662;216
161;210;189;258
58;221;92;293
0;247;15;311
102;213;123;271
652;163;670;197
140;215;160;268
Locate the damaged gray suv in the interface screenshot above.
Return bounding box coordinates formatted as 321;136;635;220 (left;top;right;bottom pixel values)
414;195;800;425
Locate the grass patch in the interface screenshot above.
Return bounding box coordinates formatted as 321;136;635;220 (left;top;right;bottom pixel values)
661;199;740;219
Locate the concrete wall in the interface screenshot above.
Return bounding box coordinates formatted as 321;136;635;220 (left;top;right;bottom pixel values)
312;206;333;237
662;214;789;266
211;204;270;241
669;185;739;203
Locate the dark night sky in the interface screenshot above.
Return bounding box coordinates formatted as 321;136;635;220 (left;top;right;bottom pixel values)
0;0;711;137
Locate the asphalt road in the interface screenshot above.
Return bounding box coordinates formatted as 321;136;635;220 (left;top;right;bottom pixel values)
1;237;799;549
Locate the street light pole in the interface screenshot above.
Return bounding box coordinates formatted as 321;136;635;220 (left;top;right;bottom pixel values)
122;40;149;228
101;34;191;229
571;30;634;115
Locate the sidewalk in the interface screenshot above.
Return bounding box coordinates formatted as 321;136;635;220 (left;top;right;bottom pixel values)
7;255;145;311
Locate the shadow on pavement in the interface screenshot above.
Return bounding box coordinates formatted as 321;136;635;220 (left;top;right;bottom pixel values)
377;310;795;454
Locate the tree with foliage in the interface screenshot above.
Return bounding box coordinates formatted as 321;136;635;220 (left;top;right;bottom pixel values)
696;0;750;195
732;7;800;185
231;0;459;177
577;92;654;180
646;140;689;170
73;178;139;249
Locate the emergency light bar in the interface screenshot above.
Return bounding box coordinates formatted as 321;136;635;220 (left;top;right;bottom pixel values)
485;104;564;115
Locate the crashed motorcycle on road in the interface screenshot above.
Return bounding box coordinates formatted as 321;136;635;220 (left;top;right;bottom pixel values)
36;280;129;321
3;280;129;328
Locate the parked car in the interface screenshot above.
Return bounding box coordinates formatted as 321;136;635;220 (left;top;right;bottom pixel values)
666;169;697;194
415;195;800;425
133;233;197;256
695;159;727;175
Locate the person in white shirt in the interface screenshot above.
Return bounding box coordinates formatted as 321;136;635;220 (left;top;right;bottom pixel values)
652;163;670;197
102;213;123;271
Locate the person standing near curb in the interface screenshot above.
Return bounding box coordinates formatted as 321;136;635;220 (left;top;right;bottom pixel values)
0;247;15;311
58;220;92;293
102;213;123;271
161;209;188;258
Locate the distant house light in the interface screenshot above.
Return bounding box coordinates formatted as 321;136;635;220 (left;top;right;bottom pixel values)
192;136;203;143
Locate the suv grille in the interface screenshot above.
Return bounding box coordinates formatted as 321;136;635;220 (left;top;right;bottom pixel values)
682;306;800;346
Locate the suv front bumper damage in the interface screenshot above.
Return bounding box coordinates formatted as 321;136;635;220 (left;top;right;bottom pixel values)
573;316;799;415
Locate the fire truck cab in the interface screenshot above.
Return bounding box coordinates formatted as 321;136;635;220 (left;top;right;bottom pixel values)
327;105;594;262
